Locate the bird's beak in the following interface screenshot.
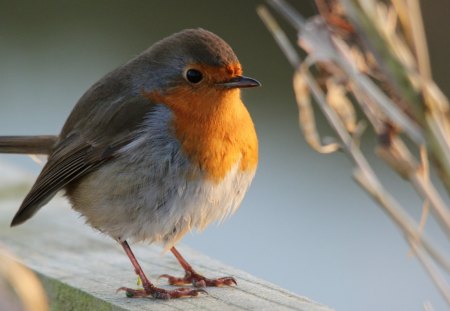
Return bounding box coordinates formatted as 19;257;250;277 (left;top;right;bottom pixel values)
217;75;261;89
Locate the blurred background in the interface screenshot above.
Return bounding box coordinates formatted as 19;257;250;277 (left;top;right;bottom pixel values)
0;1;449;310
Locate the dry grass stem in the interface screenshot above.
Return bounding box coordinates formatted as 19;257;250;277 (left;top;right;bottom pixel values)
260;0;450;305
409;239;450;304
0;247;48;311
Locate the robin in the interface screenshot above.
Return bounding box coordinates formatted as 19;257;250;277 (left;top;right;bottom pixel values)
0;28;260;299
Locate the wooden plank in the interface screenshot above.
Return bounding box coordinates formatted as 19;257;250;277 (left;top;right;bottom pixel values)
0;161;333;311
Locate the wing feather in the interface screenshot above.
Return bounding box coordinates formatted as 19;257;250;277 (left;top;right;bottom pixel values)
11;96;158;226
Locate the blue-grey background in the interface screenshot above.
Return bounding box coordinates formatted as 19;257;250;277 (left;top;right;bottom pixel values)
1;1;449;310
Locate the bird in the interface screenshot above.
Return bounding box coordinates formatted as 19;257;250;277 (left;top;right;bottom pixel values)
0;28;260;299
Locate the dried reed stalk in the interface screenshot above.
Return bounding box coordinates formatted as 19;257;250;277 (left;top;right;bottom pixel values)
258;0;450;305
0;246;48;311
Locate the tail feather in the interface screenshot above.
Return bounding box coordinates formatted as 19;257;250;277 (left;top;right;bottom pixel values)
0;136;57;155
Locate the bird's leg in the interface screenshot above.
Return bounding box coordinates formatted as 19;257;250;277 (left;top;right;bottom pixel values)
159;246;237;287
117;241;207;299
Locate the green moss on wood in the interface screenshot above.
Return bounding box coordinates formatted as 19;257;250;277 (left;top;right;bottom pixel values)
37;272;127;311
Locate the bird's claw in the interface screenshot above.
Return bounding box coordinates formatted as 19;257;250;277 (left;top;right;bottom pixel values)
117;286;207;299
159;272;237;287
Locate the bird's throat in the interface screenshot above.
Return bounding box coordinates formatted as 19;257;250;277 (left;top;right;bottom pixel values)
146;87;258;182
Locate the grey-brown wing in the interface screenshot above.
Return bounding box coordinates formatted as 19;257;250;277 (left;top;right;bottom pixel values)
11;96;157;226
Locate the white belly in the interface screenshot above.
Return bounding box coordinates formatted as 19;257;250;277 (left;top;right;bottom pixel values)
69;157;254;248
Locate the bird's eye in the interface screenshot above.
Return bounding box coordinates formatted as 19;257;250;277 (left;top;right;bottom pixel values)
185;69;203;84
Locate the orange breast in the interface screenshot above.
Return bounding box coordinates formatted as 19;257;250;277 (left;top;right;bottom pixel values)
146;86;258;182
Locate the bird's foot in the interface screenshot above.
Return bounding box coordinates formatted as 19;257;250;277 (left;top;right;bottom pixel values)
117;285;207;299
159;270;237;288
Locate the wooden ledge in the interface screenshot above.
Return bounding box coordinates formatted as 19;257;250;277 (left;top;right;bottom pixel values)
0;163;333;311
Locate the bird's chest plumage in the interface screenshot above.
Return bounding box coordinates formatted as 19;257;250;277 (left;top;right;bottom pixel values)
147;86;258;182
69;103;257;248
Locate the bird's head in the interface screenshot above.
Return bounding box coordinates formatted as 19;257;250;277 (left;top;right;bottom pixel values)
131;28;260;115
